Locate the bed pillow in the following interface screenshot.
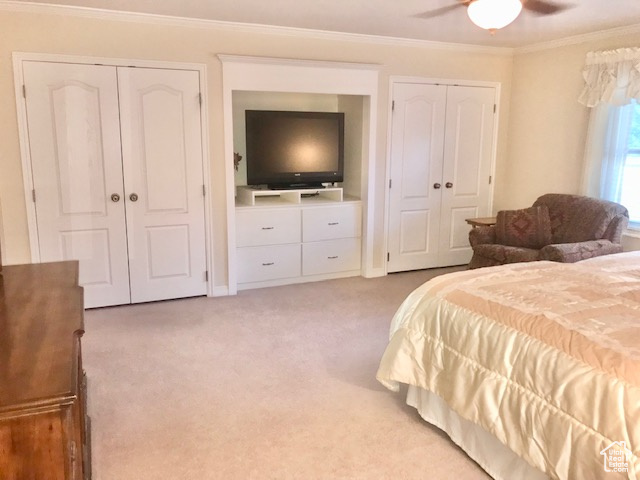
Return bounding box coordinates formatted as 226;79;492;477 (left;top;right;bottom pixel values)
495;206;552;249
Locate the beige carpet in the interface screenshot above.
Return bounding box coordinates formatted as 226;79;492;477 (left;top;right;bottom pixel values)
84;267;491;480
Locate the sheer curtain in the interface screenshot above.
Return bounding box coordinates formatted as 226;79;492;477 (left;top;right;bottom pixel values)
579;48;640;223
580;102;634;201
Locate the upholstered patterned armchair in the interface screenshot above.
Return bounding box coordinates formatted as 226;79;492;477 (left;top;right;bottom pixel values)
468;194;629;269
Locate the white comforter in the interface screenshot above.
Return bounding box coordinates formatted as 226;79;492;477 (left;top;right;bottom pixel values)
377;252;640;479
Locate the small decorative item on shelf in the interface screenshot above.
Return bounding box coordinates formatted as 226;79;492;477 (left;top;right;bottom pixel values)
234;152;243;172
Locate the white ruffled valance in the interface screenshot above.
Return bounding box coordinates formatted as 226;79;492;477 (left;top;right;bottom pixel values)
578;47;640;107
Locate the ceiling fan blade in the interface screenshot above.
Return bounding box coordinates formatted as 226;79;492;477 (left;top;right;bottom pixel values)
413;2;468;19
522;0;570;15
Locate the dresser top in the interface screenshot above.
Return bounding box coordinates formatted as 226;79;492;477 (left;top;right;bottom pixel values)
0;261;84;413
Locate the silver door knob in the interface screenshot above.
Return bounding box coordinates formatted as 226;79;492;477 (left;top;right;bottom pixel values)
434;183;441;189
129;193;139;202
111;193;121;202
445;182;453;188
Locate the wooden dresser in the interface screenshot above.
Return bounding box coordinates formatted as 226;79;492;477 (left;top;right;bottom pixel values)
0;261;90;480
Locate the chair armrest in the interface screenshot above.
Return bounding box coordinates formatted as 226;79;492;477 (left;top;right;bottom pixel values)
469;226;496;247
602;215;629;244
539;240;623;263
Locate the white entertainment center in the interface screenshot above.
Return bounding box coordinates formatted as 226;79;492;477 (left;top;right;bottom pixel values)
235;186;361;290
219;55;380;294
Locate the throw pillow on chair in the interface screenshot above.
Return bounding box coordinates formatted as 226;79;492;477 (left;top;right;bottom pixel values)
495;206;552;249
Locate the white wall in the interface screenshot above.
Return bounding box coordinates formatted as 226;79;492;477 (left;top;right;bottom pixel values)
504;30;640;211
0;7;513;290
337;95;365;199
623;232;640;251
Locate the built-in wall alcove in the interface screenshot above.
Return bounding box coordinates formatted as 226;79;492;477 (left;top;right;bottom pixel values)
219;55;380;294
231;91;364;200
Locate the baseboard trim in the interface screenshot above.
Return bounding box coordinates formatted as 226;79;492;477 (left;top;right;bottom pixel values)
212;285;230;297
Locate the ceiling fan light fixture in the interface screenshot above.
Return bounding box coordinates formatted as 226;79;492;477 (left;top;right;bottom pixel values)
467;0;523;31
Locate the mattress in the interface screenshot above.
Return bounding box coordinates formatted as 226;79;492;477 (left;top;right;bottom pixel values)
377;252;640;479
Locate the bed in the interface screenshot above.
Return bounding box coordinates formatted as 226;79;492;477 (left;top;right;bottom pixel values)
376;252;640;480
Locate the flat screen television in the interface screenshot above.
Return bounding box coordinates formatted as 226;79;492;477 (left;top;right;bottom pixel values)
245;110;345;189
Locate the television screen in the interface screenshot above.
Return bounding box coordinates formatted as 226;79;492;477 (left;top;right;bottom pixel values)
245;110;344;189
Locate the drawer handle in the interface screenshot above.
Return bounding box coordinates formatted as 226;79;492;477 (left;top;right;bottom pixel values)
328;222;339;226
261;227;274;230
328;256;339;260
262;262;274;266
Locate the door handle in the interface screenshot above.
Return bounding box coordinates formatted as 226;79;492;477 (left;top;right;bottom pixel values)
445;182;453;188
433;183;441;189
110;193;121;203
129;193;139;202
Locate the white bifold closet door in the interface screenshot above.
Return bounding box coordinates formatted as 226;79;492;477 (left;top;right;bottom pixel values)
24;62;131;307
23;61;207;308
117;67;207;304
387;82;495;272
387;83;447;272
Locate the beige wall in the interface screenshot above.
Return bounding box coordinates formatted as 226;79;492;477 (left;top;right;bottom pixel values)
0;8;513;288
504;31;640;211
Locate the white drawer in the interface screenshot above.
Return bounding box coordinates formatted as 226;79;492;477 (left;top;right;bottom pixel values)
237;244;301;283
302;204;362;242
236;208;301;247
302;238;361;276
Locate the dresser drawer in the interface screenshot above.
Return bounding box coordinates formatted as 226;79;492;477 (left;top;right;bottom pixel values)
237;208;301;247
302;238;361;276
302;204;362;242
237;244;301;283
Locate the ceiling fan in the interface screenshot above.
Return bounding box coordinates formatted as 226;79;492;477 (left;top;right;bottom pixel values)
418;0;571;33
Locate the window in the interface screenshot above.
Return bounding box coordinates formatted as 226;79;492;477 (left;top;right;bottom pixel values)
578;47;640;230
619;102;640;227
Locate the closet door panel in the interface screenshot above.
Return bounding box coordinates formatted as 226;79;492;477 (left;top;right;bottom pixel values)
439;86;495;266
118;67;207;303
140;89;189;213
387;83;446;272
23;61;131;308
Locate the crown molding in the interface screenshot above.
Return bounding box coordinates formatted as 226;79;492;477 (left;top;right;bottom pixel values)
0;0;514;56
217;54;382;70
515;23;640;55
